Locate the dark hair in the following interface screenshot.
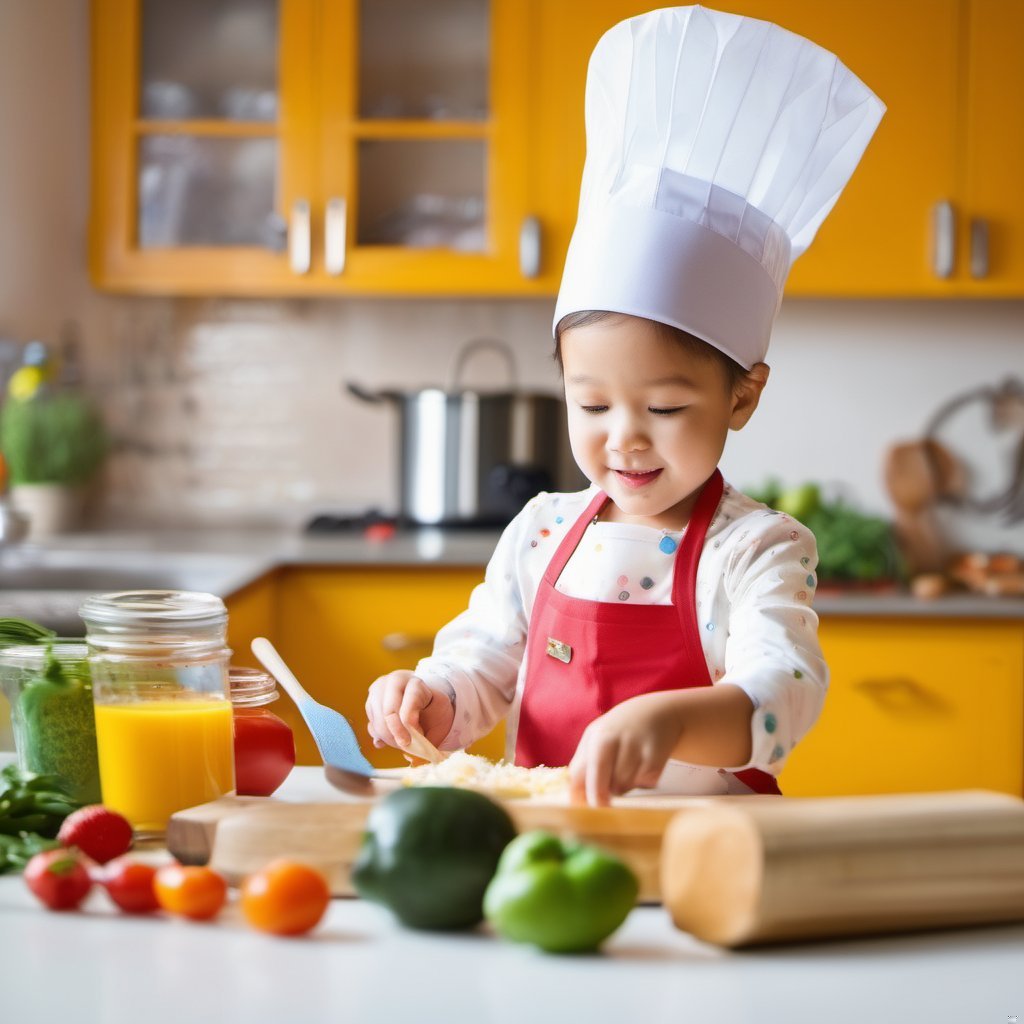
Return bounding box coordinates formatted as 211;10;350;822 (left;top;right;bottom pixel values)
554;310;749;391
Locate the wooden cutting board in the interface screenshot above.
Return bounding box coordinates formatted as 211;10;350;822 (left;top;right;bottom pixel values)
167;791;737;903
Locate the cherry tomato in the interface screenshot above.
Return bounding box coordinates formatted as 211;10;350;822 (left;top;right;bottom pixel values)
233;709;295;796
240;859;330;936
154;863;227;921
24;849;93;911
102;857;160;914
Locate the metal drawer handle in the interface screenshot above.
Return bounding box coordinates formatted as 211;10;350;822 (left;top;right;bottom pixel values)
381;632;435;653
519;215;541;279
970;217;990;279
325;197;347;276
289;199;311;275
931;200;956;279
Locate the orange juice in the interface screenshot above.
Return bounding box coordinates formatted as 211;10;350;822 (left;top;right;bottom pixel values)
94;699;235;835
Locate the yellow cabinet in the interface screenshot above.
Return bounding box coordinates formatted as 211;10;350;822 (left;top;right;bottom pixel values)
960;0;1024;293
90;0;546;296
531;0;1024;298
781;618;1024;797
270;565;505;766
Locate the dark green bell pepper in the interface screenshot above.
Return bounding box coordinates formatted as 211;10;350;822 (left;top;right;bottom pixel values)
483;830;639;953
351;786;517;931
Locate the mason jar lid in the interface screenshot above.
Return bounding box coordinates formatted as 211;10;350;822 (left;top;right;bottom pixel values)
79;590;227;629
0;641;88;670
228;665;280;707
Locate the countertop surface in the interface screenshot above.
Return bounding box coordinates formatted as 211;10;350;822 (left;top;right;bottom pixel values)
2;763;1023;1024
3;525;1023;619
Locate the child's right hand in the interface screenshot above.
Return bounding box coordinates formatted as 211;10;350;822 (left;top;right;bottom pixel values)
365;670;455;753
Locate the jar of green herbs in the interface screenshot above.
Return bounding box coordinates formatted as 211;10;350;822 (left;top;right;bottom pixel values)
0;639;101;805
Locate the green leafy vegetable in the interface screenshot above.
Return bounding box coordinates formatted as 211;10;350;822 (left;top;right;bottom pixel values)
0;617;56;648
747;480;905;585
0;764;83;874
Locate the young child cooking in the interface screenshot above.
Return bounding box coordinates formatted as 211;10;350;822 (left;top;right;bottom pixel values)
366;6;884;805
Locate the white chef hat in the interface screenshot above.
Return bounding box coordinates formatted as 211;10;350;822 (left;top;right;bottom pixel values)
553;5;885;369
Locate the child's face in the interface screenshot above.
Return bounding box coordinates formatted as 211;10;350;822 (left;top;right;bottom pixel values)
561;316;761;530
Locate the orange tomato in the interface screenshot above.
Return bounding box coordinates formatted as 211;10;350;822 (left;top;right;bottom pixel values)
154;864;227;921
240;859;330;936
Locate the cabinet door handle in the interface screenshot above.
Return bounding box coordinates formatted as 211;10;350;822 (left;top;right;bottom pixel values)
853;676;944;711
519;215;541;279
970;217;990;279
381;632;435;653
289;199;311;275
931;201;956;279
325;197;347;276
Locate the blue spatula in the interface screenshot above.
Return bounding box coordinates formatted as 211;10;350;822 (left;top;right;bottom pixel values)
251;637;378;792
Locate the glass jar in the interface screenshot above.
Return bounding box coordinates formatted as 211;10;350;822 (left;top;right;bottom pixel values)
0;641;102;804
79;590;235;838
228;666;295;796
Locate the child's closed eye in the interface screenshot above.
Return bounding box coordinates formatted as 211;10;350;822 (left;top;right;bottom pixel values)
649;406;686;415
580;405;608;414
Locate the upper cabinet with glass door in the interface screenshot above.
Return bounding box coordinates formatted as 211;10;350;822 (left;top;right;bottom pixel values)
91;0;317;293
90;0;548;295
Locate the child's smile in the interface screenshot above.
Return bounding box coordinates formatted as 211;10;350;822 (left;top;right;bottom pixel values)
560;314;767;532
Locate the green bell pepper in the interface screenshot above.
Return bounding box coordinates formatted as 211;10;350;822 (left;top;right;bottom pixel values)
351;786;517;931
483;830;639;953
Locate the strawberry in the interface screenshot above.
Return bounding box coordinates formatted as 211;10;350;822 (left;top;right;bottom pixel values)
57;805;134;864
24;849;93;910
102;857;160;914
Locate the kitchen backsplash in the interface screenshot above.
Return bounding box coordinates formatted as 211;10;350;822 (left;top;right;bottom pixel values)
74;294;1024;559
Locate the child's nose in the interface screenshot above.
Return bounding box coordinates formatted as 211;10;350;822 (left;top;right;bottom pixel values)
607;412;649;452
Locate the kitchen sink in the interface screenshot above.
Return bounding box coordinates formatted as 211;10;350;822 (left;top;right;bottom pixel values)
0;549;261;635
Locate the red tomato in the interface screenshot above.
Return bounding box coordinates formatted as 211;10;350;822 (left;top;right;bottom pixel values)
240;859;330;936
103;857;160;914
233;709;296;796
24;849;93;911
154;864;227;921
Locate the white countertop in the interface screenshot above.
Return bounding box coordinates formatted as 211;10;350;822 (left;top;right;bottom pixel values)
2;764;1023;1024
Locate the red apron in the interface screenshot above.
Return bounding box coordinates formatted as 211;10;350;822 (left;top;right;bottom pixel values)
514;469;780;795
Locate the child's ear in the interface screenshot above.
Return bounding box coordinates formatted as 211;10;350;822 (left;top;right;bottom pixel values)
729;362;770;429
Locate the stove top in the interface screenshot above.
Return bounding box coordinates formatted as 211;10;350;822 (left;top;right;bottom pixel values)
304;509;508;536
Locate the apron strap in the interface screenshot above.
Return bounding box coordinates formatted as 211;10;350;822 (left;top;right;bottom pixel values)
671;469;724;638
541;490;609;588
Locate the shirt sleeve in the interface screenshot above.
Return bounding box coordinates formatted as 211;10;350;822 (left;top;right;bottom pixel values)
412;499;539;750
717;513;829;775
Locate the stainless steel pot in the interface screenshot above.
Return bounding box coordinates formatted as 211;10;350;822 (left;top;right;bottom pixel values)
347;339;585;526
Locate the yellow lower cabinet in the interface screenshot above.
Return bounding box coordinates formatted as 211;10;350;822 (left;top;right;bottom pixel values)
224;572;279;672
275;566;504;767
781;618;1024;797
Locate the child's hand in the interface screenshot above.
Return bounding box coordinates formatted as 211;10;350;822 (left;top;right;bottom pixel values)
365;670;455;753
568;685;756;806
567;692;686;807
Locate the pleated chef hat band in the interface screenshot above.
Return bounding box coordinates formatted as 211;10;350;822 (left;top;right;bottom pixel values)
553;5;886;368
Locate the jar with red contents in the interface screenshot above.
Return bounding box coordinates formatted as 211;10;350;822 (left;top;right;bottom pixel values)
229;666;296;796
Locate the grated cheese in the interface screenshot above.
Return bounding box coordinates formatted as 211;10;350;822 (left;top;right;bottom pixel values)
402;751;569;800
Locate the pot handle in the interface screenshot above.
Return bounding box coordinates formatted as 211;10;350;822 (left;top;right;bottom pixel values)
345;381;400;404
448;338;518;391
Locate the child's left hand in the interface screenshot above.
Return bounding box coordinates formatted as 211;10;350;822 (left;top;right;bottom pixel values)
567;692;687;807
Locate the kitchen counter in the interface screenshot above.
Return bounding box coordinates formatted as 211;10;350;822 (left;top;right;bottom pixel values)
2;762;1023;1024
5;525;1024;620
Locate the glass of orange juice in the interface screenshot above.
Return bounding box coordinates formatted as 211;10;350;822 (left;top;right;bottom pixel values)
80;591;235;839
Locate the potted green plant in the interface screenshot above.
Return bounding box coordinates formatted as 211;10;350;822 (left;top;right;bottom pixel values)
0;388;108;536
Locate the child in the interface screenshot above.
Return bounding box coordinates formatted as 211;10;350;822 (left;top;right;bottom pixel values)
366;6;884;805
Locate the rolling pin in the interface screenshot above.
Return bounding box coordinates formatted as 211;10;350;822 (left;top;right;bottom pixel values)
660;790;1024;947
